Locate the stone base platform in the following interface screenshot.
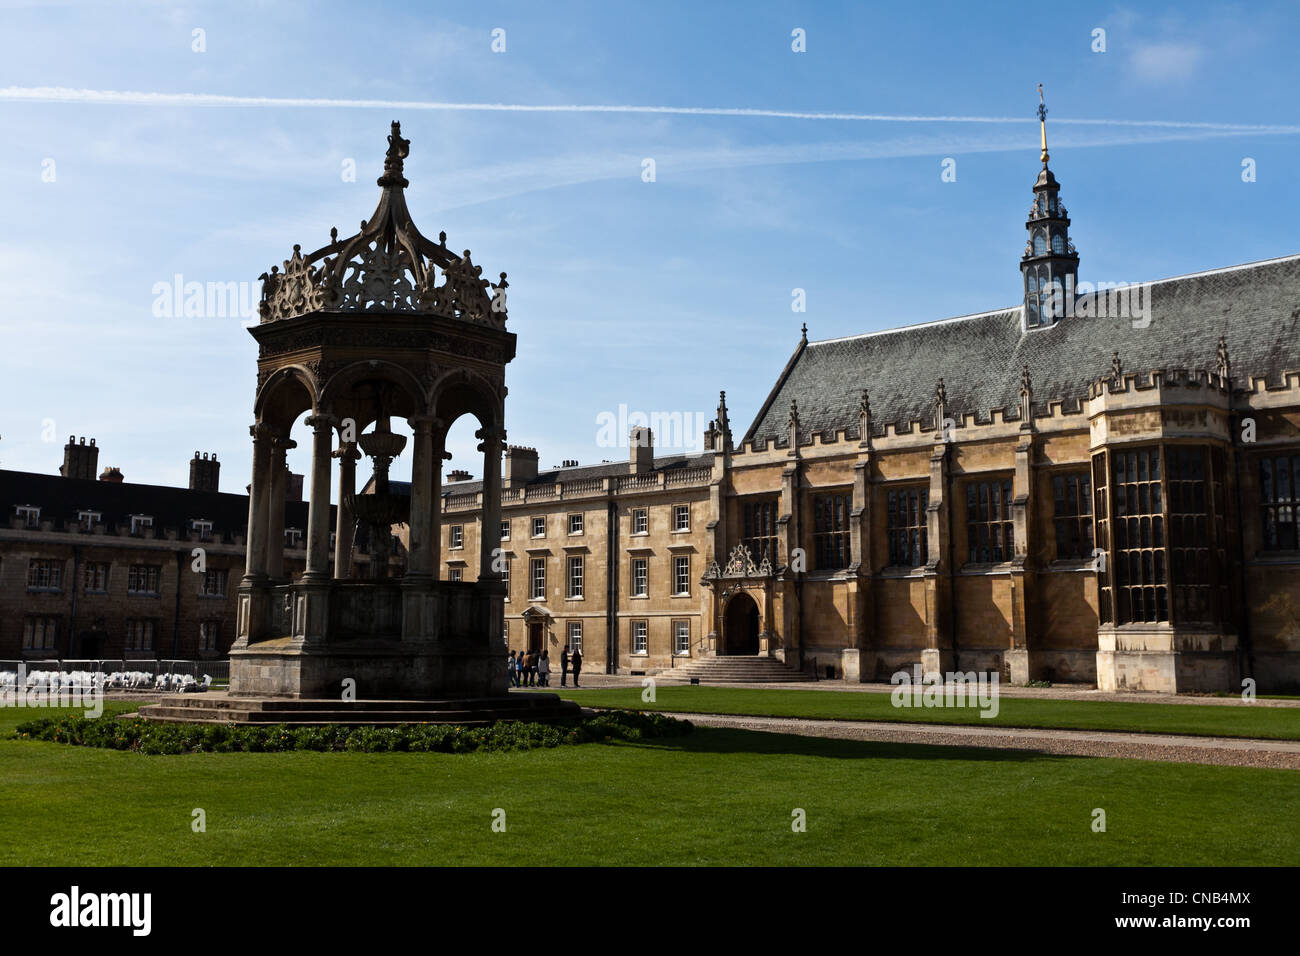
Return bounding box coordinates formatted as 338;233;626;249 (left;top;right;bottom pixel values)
136;691;582;727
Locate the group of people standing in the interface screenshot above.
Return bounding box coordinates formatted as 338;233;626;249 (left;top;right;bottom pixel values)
508;646;582;688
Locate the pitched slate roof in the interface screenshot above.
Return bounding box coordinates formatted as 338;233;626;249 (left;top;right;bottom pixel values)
745;254;1300;445
374;452;717;499
0;469;318;544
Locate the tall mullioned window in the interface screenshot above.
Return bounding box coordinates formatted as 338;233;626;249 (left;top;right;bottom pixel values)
1053;472;1094;560
1261;453;1300;551
199;620;221;652
23;616;58;650
966;479;1014;563
1110;447;1167;623
812;491;851;570
886;486;928;567
84;562;110;593
631;557;648;597
125;619;156;651
127;565;161;595
199;569;228;597
27;559;63;591
742;497;780;565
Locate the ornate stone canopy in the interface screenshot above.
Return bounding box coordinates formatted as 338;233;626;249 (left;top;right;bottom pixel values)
257;121;508;329
231;121;517;701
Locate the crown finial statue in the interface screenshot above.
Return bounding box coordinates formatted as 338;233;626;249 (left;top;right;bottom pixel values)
378;120;411;189
1111;351;1123;385
1216;335;1231;380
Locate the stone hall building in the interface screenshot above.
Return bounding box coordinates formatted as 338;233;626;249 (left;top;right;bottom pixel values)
3;111;1298;693
442;118;1300;694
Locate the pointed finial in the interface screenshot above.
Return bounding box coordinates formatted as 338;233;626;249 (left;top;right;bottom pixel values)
330;226;338;244
1037;83;1050;167
858;389;873;448
1216;335;1231;379
800;322;808;344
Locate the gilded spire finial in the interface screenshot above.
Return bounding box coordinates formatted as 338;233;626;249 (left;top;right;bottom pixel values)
1037;83;1050;167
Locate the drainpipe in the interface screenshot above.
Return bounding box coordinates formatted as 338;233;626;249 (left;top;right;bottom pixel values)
1231;414;1254;684
948;460;959;670
171;549;185;659
607;496;619;673
69;544;81;658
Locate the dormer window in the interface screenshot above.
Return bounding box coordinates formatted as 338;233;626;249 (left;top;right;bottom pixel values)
129;514;153;535
77;510;101;530
14;505;40;529
190;519;214;541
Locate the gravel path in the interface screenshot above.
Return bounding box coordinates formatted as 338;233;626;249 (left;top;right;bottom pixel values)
674;712;1300;769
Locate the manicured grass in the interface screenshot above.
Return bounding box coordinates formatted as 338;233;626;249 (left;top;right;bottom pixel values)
0;705;1296;866
537;686;1300;740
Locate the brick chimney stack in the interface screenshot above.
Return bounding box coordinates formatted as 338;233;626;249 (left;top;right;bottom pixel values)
630;427;654;474
447;469;473;483
285;473;304;501
189;451;220;492
504;445;538;488
60;436;99;480
99;466;124;483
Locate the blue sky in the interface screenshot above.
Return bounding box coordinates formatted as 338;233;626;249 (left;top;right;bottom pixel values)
1;0;1297;494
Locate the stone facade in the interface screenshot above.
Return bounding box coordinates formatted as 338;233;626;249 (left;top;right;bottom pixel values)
0;443;324;661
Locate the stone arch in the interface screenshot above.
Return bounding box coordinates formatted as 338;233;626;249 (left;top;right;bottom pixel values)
430;367;503;433
254;365;319;434
318;359;428;433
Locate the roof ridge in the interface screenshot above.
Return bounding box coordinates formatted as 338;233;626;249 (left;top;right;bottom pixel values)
810;306;1021;346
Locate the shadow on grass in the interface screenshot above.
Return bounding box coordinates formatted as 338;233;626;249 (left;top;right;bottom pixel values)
631;724;1075;765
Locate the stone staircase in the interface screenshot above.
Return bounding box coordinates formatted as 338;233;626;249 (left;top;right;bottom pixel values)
136;691;582;726
654;655;815;684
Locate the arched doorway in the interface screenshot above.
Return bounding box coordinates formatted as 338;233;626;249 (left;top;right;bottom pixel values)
722;592;760;655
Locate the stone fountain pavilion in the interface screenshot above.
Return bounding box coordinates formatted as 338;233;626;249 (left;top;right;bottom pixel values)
142;122;577;724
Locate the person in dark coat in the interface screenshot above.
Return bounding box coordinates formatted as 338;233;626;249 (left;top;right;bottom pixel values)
560;647;570;687
571;648;583;687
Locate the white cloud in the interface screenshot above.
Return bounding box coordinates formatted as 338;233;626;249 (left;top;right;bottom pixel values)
1129;41;1206;83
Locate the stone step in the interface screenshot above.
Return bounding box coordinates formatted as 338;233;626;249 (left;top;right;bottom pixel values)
659;657;815;683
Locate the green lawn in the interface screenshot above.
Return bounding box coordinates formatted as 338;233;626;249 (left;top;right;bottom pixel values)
534;686;1300;740
1;705;1296;866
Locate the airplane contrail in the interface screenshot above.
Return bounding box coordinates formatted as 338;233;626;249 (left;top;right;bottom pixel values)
2;85;1297;133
